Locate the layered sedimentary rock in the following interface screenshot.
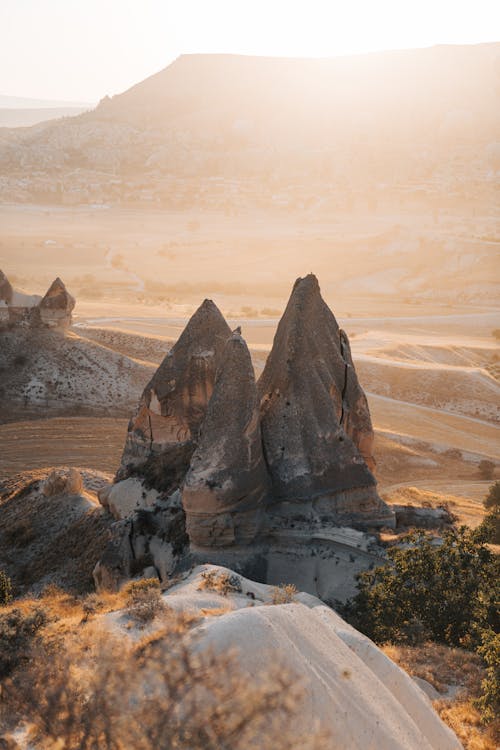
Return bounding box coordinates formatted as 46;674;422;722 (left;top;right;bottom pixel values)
117;299;232;490
38;277;75;328
258;274;393;529
183;331;270;547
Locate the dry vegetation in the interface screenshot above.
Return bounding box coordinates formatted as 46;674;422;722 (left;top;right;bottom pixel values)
383;643;499;750
0;589;328;750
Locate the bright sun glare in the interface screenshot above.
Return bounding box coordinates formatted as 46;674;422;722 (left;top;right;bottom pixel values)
0;0;499;101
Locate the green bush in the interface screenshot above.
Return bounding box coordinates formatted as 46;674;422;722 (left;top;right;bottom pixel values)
475;507;500;545
0;570;12;606
484;481;500;510
342;528;499;648
474;630;500;725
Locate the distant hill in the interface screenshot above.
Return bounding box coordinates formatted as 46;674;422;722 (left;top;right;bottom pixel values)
0;95;93;128
0;44;498;204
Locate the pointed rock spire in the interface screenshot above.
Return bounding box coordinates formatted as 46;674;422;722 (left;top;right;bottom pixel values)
0;270;13;305
38;277;75;328
118;299;232;490
258;274;393;529
182;331;270;547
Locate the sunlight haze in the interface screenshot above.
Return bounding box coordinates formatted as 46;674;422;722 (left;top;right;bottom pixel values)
1;0;499;101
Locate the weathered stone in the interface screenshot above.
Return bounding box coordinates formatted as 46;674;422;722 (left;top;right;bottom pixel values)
93;519;133;592
117;299;231;489
393;504;455;529
98;477;161;520
0;270;13;305
38;277;75;329
183;332;270;547
258;274;393;529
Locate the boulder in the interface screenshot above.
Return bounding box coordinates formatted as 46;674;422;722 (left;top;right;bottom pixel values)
94;491;189;589
258;274;394;530
117;298;231;490
38;277;75;329
183;332;270;547
98;477;161;520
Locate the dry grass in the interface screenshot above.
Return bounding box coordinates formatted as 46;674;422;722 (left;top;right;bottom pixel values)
2;605;328;750
383;642;498;750
271;584;298;605
197;570;243;596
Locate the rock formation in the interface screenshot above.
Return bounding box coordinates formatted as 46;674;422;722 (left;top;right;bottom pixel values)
183;331;270;547
258;274;392;529
0;270;13;305
117;299;231;489
0;273;75;329
97;274;394;594
38;277;75;328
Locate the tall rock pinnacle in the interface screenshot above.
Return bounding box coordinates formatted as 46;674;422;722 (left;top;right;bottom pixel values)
258;274;392;528
183;331;270;547
117;299;232;490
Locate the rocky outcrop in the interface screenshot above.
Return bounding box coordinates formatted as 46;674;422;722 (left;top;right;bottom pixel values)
183;332;270;547
258;274;393;530
96;275;394;594
94;490;189;591
117;299;231;489
0;270;13;305
0;274;75;330
38;277;75;329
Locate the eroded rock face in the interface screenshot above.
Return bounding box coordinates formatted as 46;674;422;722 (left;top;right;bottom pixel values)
38;277;75;329
183;332;270;547
0;270;13;305
117;299;231;490
258;274;393;529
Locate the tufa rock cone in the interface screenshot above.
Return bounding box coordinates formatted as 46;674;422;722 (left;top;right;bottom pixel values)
117;299;232;490
183;331;270;547
0;270;13;305
38;277;75;328
258;274;393;529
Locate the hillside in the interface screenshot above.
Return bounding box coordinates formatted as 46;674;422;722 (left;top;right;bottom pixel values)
0;326;153;421
0;44;498;212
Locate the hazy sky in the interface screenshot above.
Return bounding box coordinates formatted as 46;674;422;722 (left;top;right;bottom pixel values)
1;0;499;102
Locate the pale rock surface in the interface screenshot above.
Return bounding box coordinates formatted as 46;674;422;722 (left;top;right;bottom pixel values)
183;332;270;547
106;565;461;750
117;298;231;489
98;477;161;520
258;274;394;530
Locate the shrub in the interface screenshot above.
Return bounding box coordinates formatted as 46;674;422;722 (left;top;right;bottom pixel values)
8;620;328;750
0;571;12;606
197;570;242;596
474;630;500;728
478;460;495;480
123;577;165;624
271;584;298;605
342;528;499;648
0;606;47;678
475;507;500;544
484;481;500;510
